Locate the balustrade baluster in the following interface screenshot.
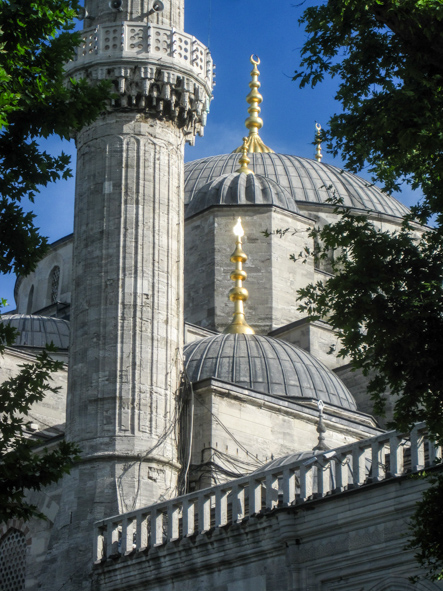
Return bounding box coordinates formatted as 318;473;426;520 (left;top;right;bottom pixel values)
248;477;262;515
136;512;149;550
411;426;426;471
167;504;179;541
371;440;385;482
198;493;211;532
150;510;163;546
389;435;404;477
120;517;132;554
281;468;296;506
215;488;228;527
265;473;277;509
182;497;194;537
333;455;344;493
94;526;105;561
107;520;120;556
298;463;309;502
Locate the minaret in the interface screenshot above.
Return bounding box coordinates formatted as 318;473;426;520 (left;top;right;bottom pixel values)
42;1;212;588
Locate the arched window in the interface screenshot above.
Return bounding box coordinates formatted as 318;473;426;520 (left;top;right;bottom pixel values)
26;285;34;314
0;528;27;591
49;266;60;304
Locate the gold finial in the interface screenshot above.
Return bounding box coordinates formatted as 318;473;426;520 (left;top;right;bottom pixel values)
315;122;323;163
236;137;255;175
223;218;255;335
232;55;274;154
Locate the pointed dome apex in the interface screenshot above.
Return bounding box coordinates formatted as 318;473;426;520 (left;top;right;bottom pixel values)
185;172;300;218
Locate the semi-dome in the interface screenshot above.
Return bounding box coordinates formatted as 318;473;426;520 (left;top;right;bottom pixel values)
0;314;70;350
184;153;410;219
184;333;357;411
185;172;300;218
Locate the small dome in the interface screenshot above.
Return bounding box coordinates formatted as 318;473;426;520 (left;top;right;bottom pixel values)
184;153;410;218
185;172;300;218
184;333;357;411
0;314;70;350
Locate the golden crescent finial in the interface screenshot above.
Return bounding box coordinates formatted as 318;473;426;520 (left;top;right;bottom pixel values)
232;55;274;154
315;122;323;163
223;218;255;335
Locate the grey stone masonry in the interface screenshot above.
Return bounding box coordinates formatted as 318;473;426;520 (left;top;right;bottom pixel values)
68;115;184;504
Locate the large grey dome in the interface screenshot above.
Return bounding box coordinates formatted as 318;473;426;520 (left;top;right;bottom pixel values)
0;314;70;349
184;333;357;411
185;172;300;218
184;153;409;218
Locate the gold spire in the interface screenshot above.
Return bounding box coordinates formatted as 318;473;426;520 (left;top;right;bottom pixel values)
236;137;254;175
315;122;323;163
223;218;255;335
232;55;274;154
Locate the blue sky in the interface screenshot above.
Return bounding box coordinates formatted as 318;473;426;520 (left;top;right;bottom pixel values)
1;0;421;308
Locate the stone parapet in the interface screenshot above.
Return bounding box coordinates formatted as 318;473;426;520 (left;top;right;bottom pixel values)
93;422;440;562
65;23;213;142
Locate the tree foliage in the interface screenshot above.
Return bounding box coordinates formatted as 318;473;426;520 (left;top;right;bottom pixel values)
0;0;110;277
294;0;443;226
294;0;443;579
298;205;443;441
0;314;80;522
0;0;109;523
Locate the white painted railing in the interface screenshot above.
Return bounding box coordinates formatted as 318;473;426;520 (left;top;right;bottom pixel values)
67;23;213;87
93;423;441;562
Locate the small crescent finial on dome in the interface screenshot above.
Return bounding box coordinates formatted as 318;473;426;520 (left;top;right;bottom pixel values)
315;122;323;163
223;218;255;335
232;55;274;155
236;137;255;175
313;400;329;451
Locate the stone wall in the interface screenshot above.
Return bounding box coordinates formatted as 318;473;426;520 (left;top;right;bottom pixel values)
185;206;316;334
188;380;381;490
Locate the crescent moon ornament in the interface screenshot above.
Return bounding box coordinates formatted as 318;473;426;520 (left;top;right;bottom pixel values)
250;54;260;66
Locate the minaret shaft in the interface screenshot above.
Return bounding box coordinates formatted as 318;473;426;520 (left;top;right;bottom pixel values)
40;0;212;587
68;116;184;496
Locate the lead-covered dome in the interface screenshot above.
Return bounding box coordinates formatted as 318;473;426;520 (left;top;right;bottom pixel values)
184;153;409;218
0;314;70;349
185;172;300;218
184;333;357;411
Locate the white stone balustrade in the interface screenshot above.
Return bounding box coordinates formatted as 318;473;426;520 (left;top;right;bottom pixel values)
67;23;213;90
93;422;441;563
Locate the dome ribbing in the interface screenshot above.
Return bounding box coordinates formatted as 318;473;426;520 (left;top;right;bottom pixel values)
184;153;409;218
184;333;357;411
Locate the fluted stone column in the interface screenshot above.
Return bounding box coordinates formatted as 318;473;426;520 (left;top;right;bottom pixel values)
68;115;184;506
40;2;212;588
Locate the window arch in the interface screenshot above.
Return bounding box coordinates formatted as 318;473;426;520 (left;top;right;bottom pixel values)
49;266;60;304
0;528;27;591
26;285;34;314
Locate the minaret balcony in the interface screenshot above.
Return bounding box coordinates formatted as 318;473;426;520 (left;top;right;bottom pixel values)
66;22;213;93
